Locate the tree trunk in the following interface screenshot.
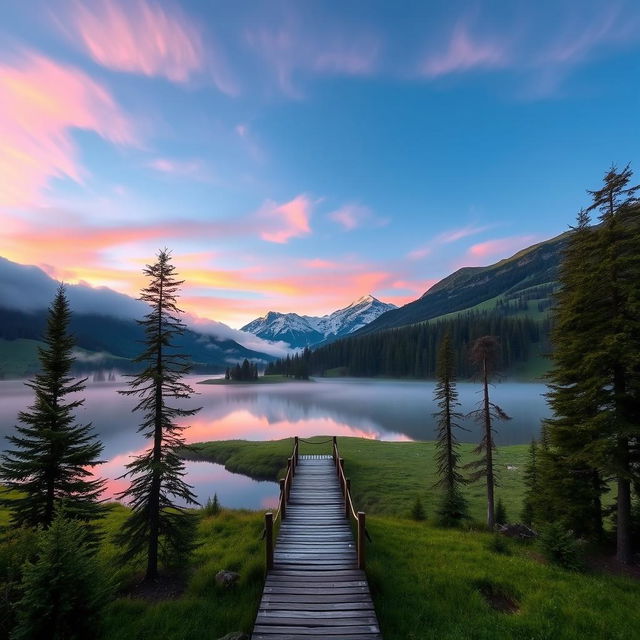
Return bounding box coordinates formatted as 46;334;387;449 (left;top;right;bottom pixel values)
616;439;632;565
483;358;495;529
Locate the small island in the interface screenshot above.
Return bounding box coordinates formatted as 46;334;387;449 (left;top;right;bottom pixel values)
199;374;310;385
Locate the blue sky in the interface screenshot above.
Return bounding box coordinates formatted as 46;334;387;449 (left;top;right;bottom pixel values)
0;0;638;327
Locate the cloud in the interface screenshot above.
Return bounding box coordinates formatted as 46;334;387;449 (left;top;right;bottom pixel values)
0;51;136;207
147;157;211;181
329;204;383;231
258;195;312;243
407;246;431;261
421;22;507;77
436;224;494;244
59;0;236;93
466;235;539;261
244;17;379;97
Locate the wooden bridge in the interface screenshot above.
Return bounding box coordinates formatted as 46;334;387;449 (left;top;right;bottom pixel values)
252;437;382;639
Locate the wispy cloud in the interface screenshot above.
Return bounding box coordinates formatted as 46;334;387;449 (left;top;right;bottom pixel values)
59;0;237;93
466;235;539;261
244;16;379;98
258;195;313;243
329;204;381;231
147;157;211;181
0;51;136;207
407;224;492;261
421;22;507;77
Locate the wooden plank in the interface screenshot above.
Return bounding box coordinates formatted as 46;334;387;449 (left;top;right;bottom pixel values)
253;454;381;638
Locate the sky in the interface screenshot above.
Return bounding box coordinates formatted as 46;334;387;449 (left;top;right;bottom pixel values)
0;0;639;329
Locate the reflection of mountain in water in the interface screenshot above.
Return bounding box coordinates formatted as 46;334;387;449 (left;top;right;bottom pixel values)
203;379;550;445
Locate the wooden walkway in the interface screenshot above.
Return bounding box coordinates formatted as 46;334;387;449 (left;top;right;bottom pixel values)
253;453;382;639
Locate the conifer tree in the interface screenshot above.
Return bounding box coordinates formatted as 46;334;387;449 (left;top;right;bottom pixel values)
521;439;539;527
466;335;510;529
433;333;468;526
0;285;105;528
117;250;200;580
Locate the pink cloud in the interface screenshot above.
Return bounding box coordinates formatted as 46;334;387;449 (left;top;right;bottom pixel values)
301;258;341;269
407;246;431;261
0;51;136;207
329;204;372;231
436;224;493;244
467;235;539;260
61;0;236;93
421;23;507;77
258;195;312;243
148;156;210;181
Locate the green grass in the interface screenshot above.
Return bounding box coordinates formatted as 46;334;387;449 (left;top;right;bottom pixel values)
2;436;639;639
188;436;530;522
198;375;310;385
367;518;640;640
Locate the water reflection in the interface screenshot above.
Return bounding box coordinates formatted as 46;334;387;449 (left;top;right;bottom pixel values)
0;376;550;508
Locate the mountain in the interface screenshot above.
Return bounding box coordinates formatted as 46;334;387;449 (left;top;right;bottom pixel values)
241;295;397;349
0;257;275;378
354;232;568;336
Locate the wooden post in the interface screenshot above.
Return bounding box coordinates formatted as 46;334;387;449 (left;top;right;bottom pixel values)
279;479;286;520
294;436;299;466
345;479;351;518
332;436;337;465
339;458;345;492
287;458;293;497
357;512;366;569
265;512;273;571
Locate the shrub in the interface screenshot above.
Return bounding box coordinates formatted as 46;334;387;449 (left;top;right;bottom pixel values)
12;514;112;640
495;498;507;526
487;533;511;555
539;522;584;571
436;487;469;528
410;496;426;521
203;494;221;517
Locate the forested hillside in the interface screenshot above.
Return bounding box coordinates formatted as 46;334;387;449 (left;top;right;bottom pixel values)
268;310;547;380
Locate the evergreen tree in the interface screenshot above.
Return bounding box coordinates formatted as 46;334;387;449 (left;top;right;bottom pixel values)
495;498;507;525
466;335;510;529
117;250;201;580
544;166;640;562
12;513;111;640
0;285;105;529
433;333;468;526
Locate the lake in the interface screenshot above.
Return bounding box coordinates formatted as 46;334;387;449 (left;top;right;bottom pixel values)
0;376;551;509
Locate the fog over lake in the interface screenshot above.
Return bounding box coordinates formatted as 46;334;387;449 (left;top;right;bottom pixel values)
0;376;550;509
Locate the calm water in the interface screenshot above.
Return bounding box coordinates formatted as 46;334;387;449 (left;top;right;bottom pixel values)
0;376;550;509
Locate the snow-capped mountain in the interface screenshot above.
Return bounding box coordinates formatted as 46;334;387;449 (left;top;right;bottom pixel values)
241;295;397;349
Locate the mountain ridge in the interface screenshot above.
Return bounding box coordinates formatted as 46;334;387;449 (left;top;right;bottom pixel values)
241;294;397;348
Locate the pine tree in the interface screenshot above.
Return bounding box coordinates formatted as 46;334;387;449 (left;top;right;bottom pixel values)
117;250;201;581
0;285;105;529
584;165;640;562
495;498;507;525
12;513;111;640
466;335;510;529
433;333;468;526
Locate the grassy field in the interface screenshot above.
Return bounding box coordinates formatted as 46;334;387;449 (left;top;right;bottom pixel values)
2;436;639;639
0;339;42;379
187;436;530;522
198;374;310;385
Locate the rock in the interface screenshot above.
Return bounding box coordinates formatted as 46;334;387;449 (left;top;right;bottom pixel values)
216;633;248;640
498;523;538;540
215;570;240;588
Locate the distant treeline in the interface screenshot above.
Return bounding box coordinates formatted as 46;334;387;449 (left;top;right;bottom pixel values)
268;311;547;379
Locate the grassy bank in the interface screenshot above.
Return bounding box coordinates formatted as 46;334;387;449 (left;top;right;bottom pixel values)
198;374;310;385
187;436;529;522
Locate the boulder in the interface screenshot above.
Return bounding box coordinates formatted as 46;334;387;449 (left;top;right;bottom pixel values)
215;570;240;588
498;523;538;540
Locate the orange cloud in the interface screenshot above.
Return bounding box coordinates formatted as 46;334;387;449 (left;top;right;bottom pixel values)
61;0;236;92
258;195;312;243
0;52;136;207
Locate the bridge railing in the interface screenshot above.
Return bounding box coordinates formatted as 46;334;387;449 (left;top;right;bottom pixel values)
332;436;370;569
263;435;370;571
263;436;299;570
